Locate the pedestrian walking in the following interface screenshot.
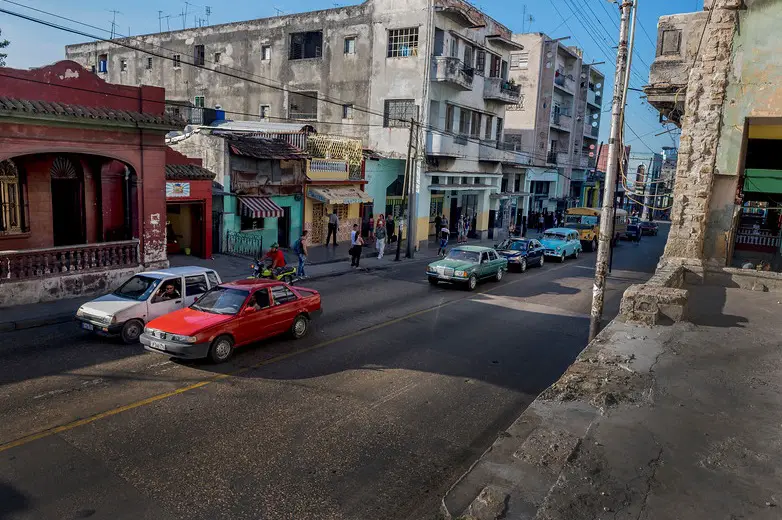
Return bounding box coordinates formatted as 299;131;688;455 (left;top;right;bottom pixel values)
464;215;471;241
350;224;363;267
437;225;450;256
293;230;308;278
522;216;527;237
368;213;375;242
537;213;544;233
457;216;465;243
327;209;339;246
375;215;387;259
553;214;558;228
386;215;395;243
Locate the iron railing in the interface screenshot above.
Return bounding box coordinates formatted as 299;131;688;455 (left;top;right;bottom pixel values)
225;231;264;258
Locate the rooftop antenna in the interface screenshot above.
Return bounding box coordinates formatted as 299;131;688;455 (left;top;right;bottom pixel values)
205;6;211;25
108;9;121;39
164;14;172;31
273;6;284;16
158;10;163;32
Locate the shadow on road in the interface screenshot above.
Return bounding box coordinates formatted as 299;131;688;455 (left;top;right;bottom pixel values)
685;285;749;329
0;481;31;520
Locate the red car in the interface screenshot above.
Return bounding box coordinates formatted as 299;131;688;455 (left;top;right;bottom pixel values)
140;279;321;363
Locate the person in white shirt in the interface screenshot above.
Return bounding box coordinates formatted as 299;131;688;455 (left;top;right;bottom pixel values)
350;224;363;267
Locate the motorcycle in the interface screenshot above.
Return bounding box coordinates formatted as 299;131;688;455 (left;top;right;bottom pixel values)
249;257;298;284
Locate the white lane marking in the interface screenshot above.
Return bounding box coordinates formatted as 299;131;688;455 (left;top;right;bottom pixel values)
470;293;590;319
32;388;69;400
146;361;172;369
369;380;418;410
575;265;595;270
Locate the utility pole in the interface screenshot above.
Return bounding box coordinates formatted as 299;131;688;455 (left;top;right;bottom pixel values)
589;0;633;342
396;118;417;261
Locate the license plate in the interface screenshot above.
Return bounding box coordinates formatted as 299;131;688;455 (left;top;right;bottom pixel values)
150;340;166;352
81;322;94;331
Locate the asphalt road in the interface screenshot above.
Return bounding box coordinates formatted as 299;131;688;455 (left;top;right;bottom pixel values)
0;228;667;520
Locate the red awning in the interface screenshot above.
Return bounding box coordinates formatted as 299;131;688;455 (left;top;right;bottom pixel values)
238;196;284;218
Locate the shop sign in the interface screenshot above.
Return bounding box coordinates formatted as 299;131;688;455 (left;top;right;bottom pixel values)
166;182;191;197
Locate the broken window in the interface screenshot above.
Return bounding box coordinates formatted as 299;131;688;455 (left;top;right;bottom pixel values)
261;45;271;61
98;54;108;73
260;104;270;120
342;104;354;119
120;59;128;72
289;32;322;60
387;28;419;58
289;91;318;120
173;54;181;68
214;52;221;63
194;44;205;66
383;99;417;127
344;37;356;55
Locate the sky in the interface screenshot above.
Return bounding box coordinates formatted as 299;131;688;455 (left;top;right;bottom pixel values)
0;0;702;155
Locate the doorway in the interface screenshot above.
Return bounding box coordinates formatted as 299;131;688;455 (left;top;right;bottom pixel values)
51;178;85;247
449;197;460;233
167;202;205;257
278;206;291;248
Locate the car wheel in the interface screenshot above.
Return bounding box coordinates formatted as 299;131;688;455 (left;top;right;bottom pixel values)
573;248;579;259
467;274;478;291
560;252;566;263
120;319;144;344
428;277;439;285
208;335;234;364
291;314;309;339
495;268;503;282
539;255;545;267
520;258;527;273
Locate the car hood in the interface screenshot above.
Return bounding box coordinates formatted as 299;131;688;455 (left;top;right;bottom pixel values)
539;238;567;248
428;258;476;270
496;249;526;257
80;294;143;317
146;307;233;336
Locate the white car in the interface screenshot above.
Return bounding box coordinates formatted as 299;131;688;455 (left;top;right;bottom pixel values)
75;266;221;343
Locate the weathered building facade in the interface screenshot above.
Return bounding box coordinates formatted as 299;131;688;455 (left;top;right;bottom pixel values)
504;33;605;213
66;0;534;246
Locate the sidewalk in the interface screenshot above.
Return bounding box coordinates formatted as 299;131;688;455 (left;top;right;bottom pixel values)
442;285;782;519
0;237;496;333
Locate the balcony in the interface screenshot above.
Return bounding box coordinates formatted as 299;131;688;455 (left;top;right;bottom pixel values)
0;240;140;282
426;131;477;158
478;141;532;165
553;70;576;94
306;158;349;181
483;77;522;104
587;89;602;107
550;112;572;131
430;56;473;91
546;151;571;166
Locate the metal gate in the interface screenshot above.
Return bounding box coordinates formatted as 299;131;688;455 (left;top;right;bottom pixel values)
225;231;263;258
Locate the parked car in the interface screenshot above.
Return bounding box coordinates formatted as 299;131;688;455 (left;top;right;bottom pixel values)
626;220;642;242
639;220;659;236
494;238;546;272
76;266;221;343
140;279;322;363
539;228;583;262
426;245;507;290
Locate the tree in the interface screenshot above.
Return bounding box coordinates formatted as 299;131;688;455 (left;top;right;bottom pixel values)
0;29;9;67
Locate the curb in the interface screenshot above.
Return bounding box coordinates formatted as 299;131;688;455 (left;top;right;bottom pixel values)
0;314;75;334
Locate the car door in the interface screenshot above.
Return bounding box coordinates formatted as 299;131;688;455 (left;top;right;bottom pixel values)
146;277;184;320
571;232;581;253
528;240;541;263
233;288;272;346
268;285;301;334
478;251;492;278
184;274;209;306
488;250;503;273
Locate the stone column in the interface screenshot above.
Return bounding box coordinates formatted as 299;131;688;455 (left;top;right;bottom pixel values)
663;0;741;263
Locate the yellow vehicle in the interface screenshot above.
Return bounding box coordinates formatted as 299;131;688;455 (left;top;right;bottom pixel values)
564;207;628;251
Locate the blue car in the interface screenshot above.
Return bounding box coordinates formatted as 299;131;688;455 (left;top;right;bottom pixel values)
539;228;582;262
494;238;546;272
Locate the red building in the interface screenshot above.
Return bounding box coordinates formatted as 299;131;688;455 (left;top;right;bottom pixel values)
0;60;181;307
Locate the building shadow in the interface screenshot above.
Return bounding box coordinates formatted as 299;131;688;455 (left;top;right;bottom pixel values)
0;482;31;520
685;284;749;328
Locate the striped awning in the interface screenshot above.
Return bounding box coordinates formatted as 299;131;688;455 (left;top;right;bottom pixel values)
237;196;284;218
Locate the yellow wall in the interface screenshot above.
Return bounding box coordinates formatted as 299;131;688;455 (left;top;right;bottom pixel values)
476;210;489;232
415;216;429;246
168;204;192;249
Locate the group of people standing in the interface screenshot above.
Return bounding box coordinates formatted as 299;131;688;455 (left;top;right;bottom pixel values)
348;212;396;267
531;211;563;234
434;213;473;257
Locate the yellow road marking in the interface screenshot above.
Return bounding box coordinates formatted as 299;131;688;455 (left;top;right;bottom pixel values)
0;262;575;453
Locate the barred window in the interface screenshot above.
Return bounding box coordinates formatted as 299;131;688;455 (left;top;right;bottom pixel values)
173;54;181;68
289;91;318;120
510;51;529;69
0;160;24;235
387;28;419;58
289;32;322;60
194;44;205;66
475;50;486;76
383;99;417;128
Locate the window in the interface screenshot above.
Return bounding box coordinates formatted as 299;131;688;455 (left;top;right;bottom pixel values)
484;115;493;139
206;271;219;287
470;111;481;138
146;57;153;70
660;29;681;56
489;54;501;78
271;285;298;305
261;45;271;61
488;251;498;261
289;32;322;60
0;160;23;235
120;59;128;72
383;99;417;128
433;28;445;56
214;52;221;63
241;216;265;230
496;117;504;142
151;278;183;304
249;289;271;309
289;91;318;120
463;46;473;69
194;44;205;66
510;51;528;69
387;27;419;57
481;252;489;263
344;37;356;55
185;275;208;296
98;54;108;73
445;104;455;132
475;50;486;76
194;96;205;108
173;54;181;68
260;104;271;120
459;108;471;135
449;37;458;58
342;104;354;119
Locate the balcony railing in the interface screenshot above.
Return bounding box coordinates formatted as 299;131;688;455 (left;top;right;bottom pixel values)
430;56;474;91
554;70;575;93
306;158;349;181
551;111;573;130
587;89;602;107
0;240;140;282
483;77;522;104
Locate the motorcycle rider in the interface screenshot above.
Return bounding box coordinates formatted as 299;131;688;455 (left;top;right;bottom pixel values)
264;243;287;276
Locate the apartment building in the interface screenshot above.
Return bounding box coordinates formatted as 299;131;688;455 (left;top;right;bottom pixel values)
503;33;605;214
66;0;532;247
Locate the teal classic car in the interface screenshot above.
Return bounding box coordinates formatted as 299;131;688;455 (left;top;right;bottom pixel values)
539;228;582;262
426;245;508;290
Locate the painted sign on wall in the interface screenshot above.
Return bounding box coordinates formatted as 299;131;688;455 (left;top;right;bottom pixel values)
166;182;191;197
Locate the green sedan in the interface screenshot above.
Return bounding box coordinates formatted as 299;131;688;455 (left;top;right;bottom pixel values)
426;245;508;291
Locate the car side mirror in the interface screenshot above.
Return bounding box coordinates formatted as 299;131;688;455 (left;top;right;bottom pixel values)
243;306;257;314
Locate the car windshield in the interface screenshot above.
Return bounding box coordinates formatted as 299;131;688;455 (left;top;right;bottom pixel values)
498;240;527;251
566;214;598;226
113;275;161;301
190;287;248;315
542;233;567;241
445;250;481;263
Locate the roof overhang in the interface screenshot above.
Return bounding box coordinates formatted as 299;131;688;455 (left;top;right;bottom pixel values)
486;35;524;51
434;5;486;28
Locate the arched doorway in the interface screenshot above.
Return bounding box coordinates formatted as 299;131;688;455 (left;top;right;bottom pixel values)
50;156;86;246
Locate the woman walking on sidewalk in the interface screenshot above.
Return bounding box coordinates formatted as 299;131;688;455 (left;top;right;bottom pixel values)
375;215;387;259
350;224;364;268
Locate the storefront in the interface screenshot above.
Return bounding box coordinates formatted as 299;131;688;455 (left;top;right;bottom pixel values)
164;151;216;259
304;185;373;245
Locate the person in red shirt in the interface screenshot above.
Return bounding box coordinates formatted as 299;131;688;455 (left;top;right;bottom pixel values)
264;243;286;270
